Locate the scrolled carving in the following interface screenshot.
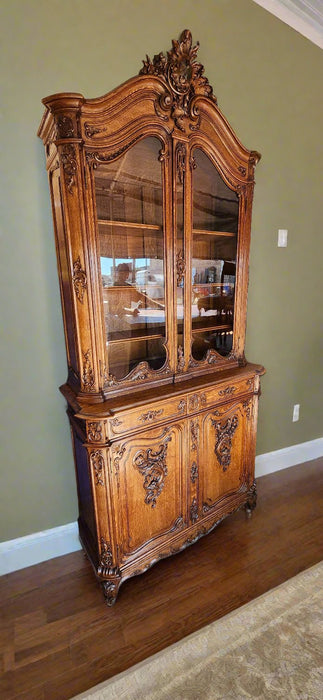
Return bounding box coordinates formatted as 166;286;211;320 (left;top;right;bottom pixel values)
177;399;186;414
176;251;185;286
90;450;104;486
56;115;75;139
188;393;207;411
82;350;95;391
176;143;186;184
140;29;216;132
87;422;103;443
218;385;236;397
86;136;140;169
190;497;198;524
177;346;185;373
211;414;239;471
72;256;87;303
139;409;164;423
84;123;106;138
190;461;198;483
133;434;172;508
98;538;120;577
61;144;77;194
190;418;199;451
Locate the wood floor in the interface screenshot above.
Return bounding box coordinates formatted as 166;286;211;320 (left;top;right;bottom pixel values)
1;459;322;700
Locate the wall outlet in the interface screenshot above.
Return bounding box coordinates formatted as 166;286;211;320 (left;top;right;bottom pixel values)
292;404;300;422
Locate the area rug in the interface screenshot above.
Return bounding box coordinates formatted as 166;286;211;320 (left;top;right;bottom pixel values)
73;561;322;699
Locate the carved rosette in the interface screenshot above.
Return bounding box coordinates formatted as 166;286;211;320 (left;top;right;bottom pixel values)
140;29;216;132
211;414;239;471
188;393;207;411
133;435;172;508
72;256;87;303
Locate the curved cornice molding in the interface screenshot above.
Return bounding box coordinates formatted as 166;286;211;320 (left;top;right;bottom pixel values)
252;0;323;48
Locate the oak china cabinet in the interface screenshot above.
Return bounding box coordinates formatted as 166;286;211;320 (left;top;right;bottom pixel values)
38;30;264;605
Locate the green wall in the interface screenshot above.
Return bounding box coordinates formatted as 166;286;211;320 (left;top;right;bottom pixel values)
1;0;322;541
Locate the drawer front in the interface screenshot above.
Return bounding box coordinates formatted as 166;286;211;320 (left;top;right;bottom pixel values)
187;376;257;413
108;396;187;437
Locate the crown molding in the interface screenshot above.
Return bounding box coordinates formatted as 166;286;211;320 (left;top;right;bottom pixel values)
252;0;323;48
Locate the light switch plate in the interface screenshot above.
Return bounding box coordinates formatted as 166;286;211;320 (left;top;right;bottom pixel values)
278;229;288;247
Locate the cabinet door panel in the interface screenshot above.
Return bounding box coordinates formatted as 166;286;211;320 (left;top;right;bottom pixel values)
113;423;186;557
200;399;252;511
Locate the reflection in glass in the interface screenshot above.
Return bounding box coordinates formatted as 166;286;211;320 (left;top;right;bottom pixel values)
191;149;238;359
94;138;166;380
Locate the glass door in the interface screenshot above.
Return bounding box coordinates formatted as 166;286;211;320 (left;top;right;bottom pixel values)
191;148;239;361
93;137;167;381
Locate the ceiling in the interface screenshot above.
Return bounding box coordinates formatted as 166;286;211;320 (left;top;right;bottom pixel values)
252;0;323;48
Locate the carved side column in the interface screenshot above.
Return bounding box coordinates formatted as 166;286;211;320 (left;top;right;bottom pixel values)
85;418;122;604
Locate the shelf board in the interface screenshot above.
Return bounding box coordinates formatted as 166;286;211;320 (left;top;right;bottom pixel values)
192;324;233;334
193;229;236;237
98;219;162;231
107;332;164;345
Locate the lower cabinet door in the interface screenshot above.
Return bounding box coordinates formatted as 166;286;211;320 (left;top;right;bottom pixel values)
111;422;186;561
199;397;255;513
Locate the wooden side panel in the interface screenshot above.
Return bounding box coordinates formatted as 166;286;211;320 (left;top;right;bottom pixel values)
112;422;187;558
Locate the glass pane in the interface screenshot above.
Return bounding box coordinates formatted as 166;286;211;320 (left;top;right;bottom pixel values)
94;137;166;380
191;149;238;359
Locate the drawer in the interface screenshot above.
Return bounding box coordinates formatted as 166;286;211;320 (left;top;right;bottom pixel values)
187;375;257;413
107;396;187;437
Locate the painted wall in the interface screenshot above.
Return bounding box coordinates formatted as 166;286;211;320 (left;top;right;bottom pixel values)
1;0;322;541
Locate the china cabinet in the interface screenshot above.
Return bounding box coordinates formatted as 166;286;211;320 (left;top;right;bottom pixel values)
38;30;264;605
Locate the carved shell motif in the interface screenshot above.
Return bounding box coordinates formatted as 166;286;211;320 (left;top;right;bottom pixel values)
140;29;216;132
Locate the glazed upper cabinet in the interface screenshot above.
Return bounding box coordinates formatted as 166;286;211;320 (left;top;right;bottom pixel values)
38;30;264;605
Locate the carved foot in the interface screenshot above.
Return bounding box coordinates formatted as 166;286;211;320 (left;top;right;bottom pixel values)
101;578;122;606
245;480;257;518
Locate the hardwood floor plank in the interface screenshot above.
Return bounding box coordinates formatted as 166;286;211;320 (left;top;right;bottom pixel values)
0;459;322;700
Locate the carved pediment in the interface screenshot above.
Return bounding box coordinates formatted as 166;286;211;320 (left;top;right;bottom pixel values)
140;29;216;132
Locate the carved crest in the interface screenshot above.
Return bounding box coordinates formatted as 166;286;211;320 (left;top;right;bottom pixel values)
133;435;172;508
211;414;239;471
140;29;216;132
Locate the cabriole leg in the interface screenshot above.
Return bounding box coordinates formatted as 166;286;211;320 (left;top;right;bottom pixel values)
245;480;257;517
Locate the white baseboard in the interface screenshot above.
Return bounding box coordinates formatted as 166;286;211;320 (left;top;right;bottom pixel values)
1;438;322;576
0;521;81;576
255;437;323;477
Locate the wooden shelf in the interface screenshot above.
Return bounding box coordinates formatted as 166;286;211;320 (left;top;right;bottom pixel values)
192;324;233;334
98;219;162;231
108;332;164;344
193;229;236;237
